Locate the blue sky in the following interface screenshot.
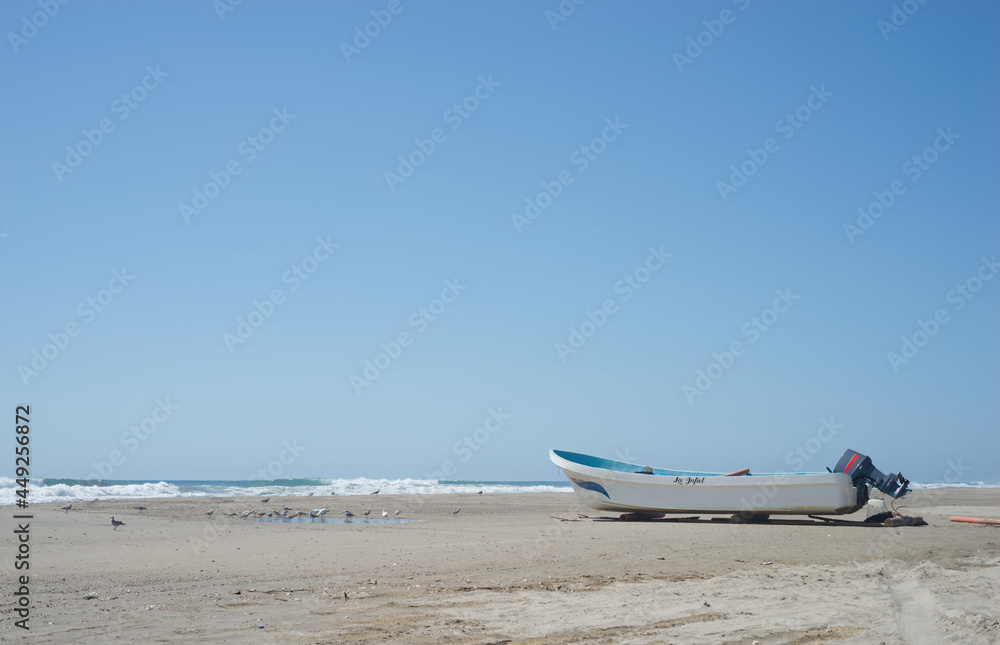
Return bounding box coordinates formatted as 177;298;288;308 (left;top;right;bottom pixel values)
1;1;997;483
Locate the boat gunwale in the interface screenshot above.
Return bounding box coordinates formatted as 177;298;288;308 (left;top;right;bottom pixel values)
550;449;849;483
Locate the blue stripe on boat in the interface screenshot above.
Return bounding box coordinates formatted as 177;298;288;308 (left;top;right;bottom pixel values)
570;477;610;499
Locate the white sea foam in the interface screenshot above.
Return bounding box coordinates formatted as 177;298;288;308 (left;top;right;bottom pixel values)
3;476;993;506
0;478;184;506
908;481;1000;490
0;477;571;506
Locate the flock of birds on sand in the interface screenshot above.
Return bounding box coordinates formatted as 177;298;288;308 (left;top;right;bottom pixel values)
58;491;473;529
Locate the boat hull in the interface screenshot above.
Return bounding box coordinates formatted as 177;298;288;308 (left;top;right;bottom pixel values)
551;450;861;515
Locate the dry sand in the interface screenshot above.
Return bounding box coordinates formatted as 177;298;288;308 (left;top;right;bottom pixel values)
2;489;998;644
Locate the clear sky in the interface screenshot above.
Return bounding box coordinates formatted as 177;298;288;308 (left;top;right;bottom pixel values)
1;1;997;483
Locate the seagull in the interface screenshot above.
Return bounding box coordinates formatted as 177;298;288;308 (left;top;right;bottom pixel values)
307;492;314;496
310;506;328;518
330;490;336;495
133;506;147;513
382;510;388;518
371;489;379;495
261;497;270;503
343;510;354;518
363;508;371;518
110;516;126;530
452;508;462;515
282;506;294;512
60;504;72;513
394;509;400;516
206;509;214;517
240;510;252;518
478;490;483;495
226;512;238;517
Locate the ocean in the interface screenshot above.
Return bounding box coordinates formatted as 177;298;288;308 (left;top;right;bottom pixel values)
1;477;996;506
0;477;572;506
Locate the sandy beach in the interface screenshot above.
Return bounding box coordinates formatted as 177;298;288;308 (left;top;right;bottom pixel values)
2;489;998;644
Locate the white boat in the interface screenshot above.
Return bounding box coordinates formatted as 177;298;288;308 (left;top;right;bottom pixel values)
550;449;908;517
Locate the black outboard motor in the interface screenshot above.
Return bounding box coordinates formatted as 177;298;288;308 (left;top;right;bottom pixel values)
833;450;910;498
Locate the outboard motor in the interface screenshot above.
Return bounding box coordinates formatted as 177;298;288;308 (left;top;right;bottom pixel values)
834;450;909;498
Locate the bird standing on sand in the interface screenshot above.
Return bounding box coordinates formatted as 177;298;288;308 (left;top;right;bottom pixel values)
382;510;388;518
261;497;270;503
110;516;126;530
363;508;372;519
61;504;72;513
452;508;462;515
371;489;379;495
394;509;400;516
282;505;293;512
310;506;328;518
343;510;354;518
240;510;252;518
133;506;147;513
206;509;214;517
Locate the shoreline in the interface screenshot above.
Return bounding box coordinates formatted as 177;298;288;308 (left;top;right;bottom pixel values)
3;489;998;643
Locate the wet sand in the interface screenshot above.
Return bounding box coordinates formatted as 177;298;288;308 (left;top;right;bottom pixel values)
2;489;998;643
